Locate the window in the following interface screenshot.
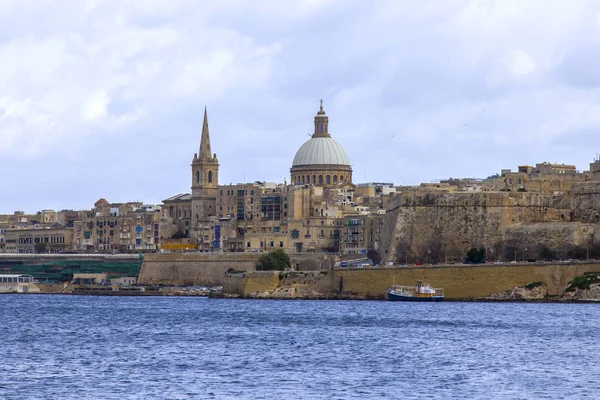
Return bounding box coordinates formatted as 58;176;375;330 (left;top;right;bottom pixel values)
312;175;316;184
333;175;337;183
291;229;300;239
196;170;200;183
319;175;323;184
208;171;213;183
326;175;331;184
247;242;251;248
270;241;274;247
279;241;284;247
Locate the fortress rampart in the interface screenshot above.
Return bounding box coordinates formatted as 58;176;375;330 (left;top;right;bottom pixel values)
226;262;600;300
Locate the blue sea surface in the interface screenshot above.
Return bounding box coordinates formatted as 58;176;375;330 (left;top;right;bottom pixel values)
0;295;599;399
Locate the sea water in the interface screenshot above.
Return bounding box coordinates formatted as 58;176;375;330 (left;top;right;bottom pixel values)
1;295;599;399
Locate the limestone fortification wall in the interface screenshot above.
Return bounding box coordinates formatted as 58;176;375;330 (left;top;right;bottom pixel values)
332;263;600;299
244;271;280;294
139;252;333;286
226;263;600;300
381;191;575;264
139;253;260;286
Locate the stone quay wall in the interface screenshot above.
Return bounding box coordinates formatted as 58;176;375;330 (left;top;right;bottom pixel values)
332;263;600;299
139;253;261;286
226;262;600;300
139;253;332;286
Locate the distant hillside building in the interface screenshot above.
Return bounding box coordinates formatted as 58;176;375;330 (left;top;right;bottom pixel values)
484;162;587;192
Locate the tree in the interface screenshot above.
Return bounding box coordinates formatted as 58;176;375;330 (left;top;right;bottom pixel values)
367;249;381;265
465;247;485;264
539;245;555;261
256;249;290;271
395;240;412;265
567;245;586;260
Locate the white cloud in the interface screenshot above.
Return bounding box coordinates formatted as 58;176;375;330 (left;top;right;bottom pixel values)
82;91;109;121
509;49;536;76
0;0;285;155
4;0;600;212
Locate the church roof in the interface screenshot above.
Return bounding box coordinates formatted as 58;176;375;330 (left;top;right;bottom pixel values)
292;101;351;168
163;193;192;203
292;136;351;167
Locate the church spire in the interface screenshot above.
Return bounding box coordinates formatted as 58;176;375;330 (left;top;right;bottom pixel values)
199;106;212;160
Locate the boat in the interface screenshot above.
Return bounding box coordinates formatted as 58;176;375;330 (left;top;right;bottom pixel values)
386;281;444;302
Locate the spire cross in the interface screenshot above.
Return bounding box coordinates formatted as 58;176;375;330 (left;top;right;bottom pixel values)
319;99;324;111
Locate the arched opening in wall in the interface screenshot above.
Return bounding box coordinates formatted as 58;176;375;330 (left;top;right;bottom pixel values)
319;124;323;133
302;176;305;184
312;175;316;184
318;175;323;184
306;175;310;184
333;175;338;183
326;175;331;184
208;171;213;183
196;171;200;184
340;175;344;181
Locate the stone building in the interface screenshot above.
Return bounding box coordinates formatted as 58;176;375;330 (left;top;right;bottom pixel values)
3;227;74;253
74;199;161;252
484;162;588;192
162;194;192;237
290;101;353;187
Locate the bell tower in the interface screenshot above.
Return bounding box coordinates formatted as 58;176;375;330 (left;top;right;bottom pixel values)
191;107;219;243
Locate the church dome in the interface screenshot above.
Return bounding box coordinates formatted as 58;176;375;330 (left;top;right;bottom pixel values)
290;101;353;187
292;137;351;167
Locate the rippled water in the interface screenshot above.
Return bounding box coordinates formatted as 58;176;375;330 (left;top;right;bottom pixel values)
1;295;599;399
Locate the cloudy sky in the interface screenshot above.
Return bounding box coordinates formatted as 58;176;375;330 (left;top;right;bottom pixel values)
1;0;600;213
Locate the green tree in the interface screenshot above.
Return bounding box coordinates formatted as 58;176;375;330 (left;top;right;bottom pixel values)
367;249;381;265
465;247;485;263
256;249;290;271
